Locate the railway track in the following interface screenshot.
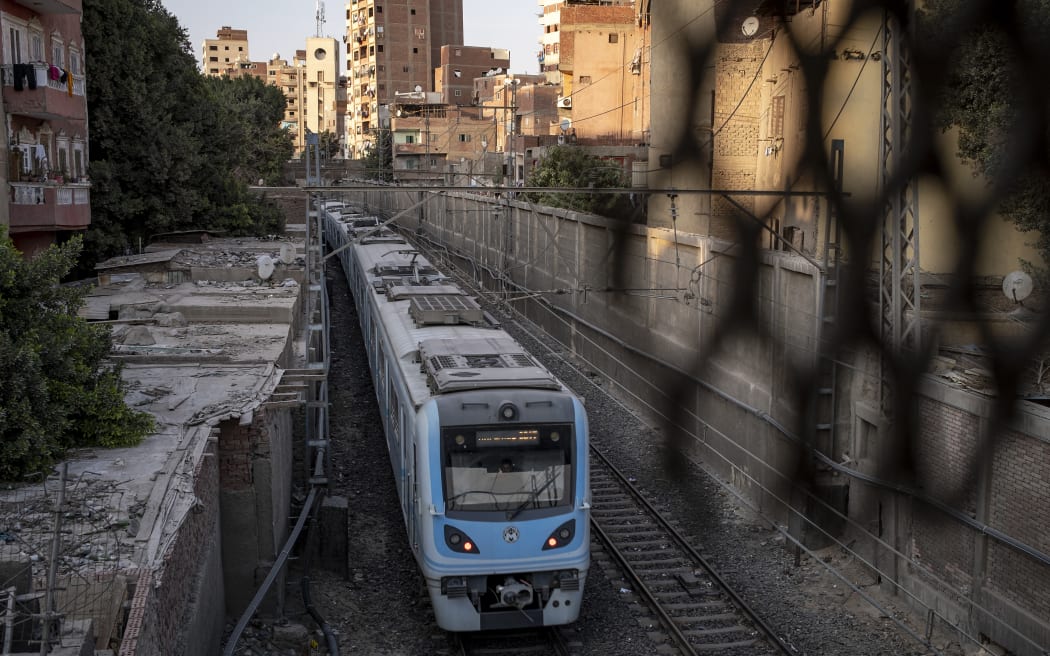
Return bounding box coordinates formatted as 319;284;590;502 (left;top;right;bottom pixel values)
589;446;794;655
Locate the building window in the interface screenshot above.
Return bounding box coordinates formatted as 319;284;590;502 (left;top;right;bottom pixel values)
224;46;229;50
403;65;409;72
238;46;243;51
406;135;414;144
29;30;43;61
209;45;217;51
69;48;82;75
209;68;219;74
580;75;591;84
454;89;462;96
209;56;218;62
368;7;373;17
608;33;618;44
51;37;64;66
455;48;462;56
410;8;416;14
378;45;384;53
414;28;425;39
413;48;418;54
458;134;470;142
377;5;382;13
3;18;27;65
377;64;384;71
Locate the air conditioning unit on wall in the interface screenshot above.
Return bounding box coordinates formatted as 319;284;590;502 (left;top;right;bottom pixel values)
557;96;572;109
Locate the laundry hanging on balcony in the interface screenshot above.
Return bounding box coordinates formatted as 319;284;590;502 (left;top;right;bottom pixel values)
11;63;37;91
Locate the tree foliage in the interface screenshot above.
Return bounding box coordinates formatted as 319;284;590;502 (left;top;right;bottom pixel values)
361;130;394;182
918;0;1050;271
525;146;632;218
0;233;154;481
81;0;291;271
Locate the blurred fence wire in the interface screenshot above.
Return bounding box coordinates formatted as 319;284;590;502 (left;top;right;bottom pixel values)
0;465;132;653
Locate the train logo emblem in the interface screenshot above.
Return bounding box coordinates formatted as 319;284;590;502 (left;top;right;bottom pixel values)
503;526;520;544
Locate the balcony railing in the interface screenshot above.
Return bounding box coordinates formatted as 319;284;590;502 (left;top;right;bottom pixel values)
2;62;87;120
9;181;91;232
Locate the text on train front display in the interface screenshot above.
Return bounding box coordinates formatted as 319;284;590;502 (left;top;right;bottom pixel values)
475;429;540;447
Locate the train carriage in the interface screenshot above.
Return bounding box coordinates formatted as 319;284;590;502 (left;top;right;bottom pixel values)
322;204;591;631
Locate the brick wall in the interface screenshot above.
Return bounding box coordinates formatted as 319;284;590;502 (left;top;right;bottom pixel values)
120;440;222;655
988;429;1050;618
915;388;1050;651
219;422;253;490
711;41;765;239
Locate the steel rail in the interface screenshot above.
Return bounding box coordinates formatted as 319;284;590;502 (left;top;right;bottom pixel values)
591;445;796;656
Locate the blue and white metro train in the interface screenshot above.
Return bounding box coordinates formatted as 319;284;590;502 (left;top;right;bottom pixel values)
320;201;590;631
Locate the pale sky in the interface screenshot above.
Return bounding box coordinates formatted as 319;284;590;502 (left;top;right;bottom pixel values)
160;0;542;75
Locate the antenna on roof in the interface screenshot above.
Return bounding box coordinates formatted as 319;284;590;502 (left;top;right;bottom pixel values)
315;0;326;36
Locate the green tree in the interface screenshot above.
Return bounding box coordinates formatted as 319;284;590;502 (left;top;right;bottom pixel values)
0;233;153;481
361;129;393;182
918;0;1050;273
81;0;291;271
525;146;631;218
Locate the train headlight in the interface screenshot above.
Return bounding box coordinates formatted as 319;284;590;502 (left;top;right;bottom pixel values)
550;431;560;443
444;524;480;554
454;434;466;446
542;519;576;550
498;402;518;421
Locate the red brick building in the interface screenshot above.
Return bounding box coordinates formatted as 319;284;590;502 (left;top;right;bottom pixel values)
1;0;91;256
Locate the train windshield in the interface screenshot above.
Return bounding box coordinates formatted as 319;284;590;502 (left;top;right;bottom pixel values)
442;425;573;517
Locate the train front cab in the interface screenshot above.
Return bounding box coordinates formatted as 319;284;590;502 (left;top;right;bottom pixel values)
418;390;590;632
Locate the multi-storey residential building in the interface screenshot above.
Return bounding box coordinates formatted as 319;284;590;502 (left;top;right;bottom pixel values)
434;45;508;106
344;0;464;158
202;26;250;77
389;99;495;185
0;0;91;257
268;51;308;154
304;36;342;151
553;2;645;144
538;0;562;83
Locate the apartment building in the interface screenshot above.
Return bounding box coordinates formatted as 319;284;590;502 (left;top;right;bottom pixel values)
434;44;508;106
0;0;90;257
388;100;495;185
268;51;308;154
304;36;344;152
202;26;250;77
344;0;464;159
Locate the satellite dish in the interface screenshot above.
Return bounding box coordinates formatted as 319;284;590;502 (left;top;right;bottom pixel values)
1002;271;1034;303
414;84;423;92
742;16;760;37
257;254;275;281
559;118;571;131
279;243;295;265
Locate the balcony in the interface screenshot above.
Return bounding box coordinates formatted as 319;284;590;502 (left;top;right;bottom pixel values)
9;181;91;233
2;63;87;121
